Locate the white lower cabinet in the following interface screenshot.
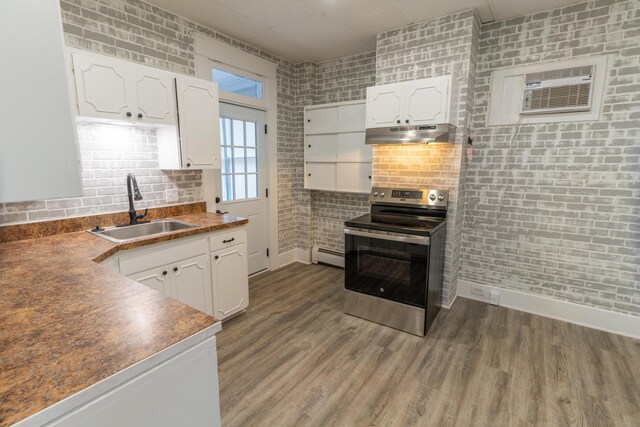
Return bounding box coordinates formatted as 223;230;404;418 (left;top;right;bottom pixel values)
42;335;221;427
211;244;249;319
115;227;248;320
171;254;213;315
129;266;171;296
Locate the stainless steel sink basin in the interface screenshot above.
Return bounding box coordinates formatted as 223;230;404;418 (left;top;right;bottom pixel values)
88;219;198;243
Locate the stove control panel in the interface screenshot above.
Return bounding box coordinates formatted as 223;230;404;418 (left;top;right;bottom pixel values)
370;187;449;208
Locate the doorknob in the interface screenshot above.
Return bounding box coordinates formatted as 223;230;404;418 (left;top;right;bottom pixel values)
215;196;221;203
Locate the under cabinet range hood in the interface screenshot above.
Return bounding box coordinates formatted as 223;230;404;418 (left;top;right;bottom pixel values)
365;124;456;145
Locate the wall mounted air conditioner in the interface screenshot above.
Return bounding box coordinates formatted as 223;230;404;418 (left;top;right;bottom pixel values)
521;65;594;115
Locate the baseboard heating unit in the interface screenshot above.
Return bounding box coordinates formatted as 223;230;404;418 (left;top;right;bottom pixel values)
311;245;344;268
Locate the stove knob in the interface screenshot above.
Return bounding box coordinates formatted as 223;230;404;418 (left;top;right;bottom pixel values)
429;194;436;201
437;194;445;201
380;192;385;197
373;192;378;197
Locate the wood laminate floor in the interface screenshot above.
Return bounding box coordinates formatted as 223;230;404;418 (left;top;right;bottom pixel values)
216;263;640;426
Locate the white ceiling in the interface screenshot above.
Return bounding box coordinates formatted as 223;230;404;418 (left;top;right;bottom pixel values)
145;0;582;63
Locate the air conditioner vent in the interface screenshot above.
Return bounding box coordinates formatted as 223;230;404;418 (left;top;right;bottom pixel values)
521;65;593;115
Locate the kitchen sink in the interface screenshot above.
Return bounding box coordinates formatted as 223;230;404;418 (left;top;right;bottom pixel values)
88;219;198;243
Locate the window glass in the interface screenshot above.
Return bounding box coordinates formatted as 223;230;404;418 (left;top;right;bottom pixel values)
212;68;263;100
219;116;259;201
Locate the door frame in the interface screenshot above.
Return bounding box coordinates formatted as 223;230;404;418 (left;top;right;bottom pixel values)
194;33;279;272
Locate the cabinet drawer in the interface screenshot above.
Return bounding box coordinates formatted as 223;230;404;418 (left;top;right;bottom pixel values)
209;227;247;252
119;236;208;275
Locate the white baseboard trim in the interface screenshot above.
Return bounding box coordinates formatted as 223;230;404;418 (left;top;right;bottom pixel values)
457;279;640;340
296;248;312;265
442;292;457;310
277;249;297;268
277;248;312;269
311;245;344;268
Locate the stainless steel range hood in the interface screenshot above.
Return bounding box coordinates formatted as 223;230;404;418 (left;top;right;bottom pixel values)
365;124;456;145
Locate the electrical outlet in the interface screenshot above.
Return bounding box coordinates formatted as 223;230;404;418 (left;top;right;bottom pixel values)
166;189;179;203
490;289;500;306
470;285;485;297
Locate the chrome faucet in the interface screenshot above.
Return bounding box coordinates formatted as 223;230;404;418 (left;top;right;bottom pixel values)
126;173;148;225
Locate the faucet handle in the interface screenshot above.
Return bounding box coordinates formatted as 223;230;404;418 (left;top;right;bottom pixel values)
136;208;149;220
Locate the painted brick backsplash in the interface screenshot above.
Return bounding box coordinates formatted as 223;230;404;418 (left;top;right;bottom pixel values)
462;0;640;316
0;123;201;224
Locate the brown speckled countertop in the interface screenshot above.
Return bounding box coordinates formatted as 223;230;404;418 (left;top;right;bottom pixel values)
0;212;247;426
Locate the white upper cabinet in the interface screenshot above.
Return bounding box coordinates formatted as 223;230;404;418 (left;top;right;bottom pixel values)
70;51;221;170
366;75;452;128
304;100;371;194
174;76;221;170
366;86;403;127
72;52;176;125
305;106;338;134
0;0;82;203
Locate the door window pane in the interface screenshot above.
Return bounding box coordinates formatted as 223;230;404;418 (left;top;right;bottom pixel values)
246;122;256;147
246;148;257;173
235;175;246;199
247;174;258;198
219;115;259;201
234;148;246;173
212;68;263;100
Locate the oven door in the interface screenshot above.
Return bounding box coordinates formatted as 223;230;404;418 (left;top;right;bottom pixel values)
344;227;430;308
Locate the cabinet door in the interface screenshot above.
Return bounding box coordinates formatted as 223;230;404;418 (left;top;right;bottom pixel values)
305;106;338;134
171;254;213;316
129;266;171;297
305;163;336;191
337;132;370;161
305;134;338;161
338;103;366;132
72;53;131;121
175;76;221;169
0;1;82;203
211;244;249;320
366;85;403;128
134;71;176;125
337;163;372;194
404;77;450;125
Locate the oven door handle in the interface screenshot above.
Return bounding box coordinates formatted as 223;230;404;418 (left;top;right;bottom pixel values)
344;228;430;245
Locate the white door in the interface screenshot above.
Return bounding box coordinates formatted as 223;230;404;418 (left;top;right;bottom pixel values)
404;77;450;125
217;103;269;275
171;254;213;316
134;71;176;125
73;53;131;121
176;76;221;169
211;244;249;319
128;266;171;296
366;84;403;128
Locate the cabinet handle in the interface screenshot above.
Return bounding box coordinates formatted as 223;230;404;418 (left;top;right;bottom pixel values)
173;267;178;272
405;119;409;124
308;144;311;148
126;112;132;118
162;271;168;276
396;119;400;124
186;162;191;167
138;113;143;119
214;255;219;260
368;176;371;179
307;119;311;122
308;173;311;176
222;238;235;244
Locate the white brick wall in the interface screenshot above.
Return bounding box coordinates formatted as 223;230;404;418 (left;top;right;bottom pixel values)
374;9;481;306
463;0;640;316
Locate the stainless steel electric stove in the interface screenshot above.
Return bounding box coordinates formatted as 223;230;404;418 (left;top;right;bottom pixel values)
343;187;448;336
